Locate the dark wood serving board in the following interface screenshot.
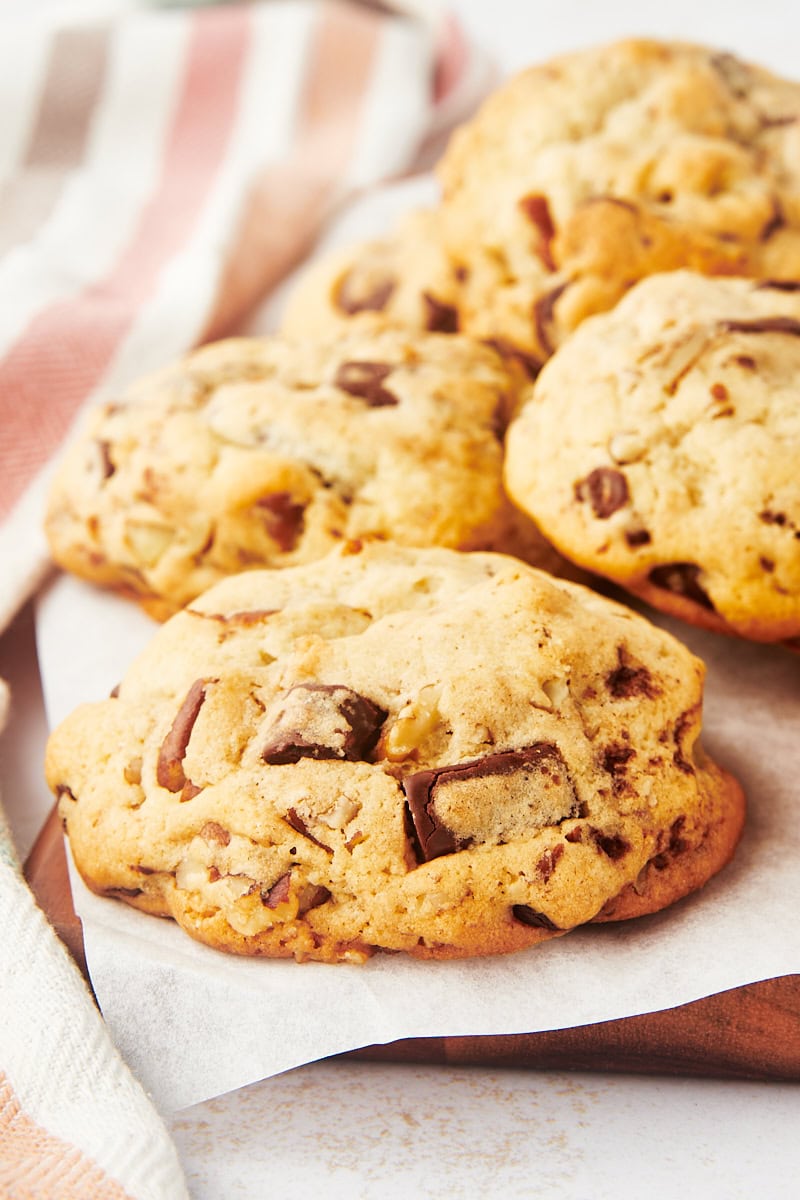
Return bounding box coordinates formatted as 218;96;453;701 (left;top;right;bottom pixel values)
25;804;800;1082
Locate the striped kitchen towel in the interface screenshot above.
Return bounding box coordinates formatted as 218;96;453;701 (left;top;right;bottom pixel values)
0;0;491;635
0;3;490;1194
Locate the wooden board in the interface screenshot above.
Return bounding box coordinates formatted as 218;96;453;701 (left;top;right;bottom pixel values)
26;804;800;1081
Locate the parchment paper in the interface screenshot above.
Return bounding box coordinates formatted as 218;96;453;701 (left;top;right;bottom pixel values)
36;570;800;1113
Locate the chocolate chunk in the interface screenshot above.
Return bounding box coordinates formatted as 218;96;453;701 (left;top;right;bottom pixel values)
403;744;575;863
575;467;629;519
483;338;542;380
759;509;789;526
518;193;556;270
97;439;115;480
601;744;636;795
733;354;757;369
512;905;560;931
263;873;292;909
157;679;209;793
590;829;630;859
334;361;398;408
648;563;715;611
422;292;459;333
533;282;569;357
719;316;800;337
673;709;698;775
606;647;659;700
336;272;395;315
710;382;728;401
755;280;800;292
536;843;564;882
255;493;305;553
262;684;387;765
760;198;786;242
564;827;583;844
300;885;332;913
624;528;652;548
285;807;332;852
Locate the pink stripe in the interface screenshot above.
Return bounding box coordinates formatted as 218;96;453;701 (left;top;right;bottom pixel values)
0;7;251;521
433;13;468;104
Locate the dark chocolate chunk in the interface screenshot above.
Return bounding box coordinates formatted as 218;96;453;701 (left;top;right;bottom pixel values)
624;528;652;548
512;905;560;931
336;272;395;315
536;843;564;882
754;279;800;292
285;807;332;852
648;563;715;611
719;316;800;337
601;744;636;795
97;439;115;480
300;885;332;913
422;292;459;333
590;829;630;859
760;198;786;242
334;361;398;408
255;492;305;553
575;467;630;519
672;709;698;775
606;647;659;700
263;873;292;909
262;684;387;765
759;509;788;526
157;679;209;793
533;281;569;357
518;193;556;270
402;744;573;863
483;337;542;380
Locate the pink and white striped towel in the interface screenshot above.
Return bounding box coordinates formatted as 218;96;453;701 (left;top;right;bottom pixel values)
0;3;489;1193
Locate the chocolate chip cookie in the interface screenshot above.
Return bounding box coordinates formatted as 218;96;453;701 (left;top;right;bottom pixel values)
46;542;745;963
280;208;462;339
45;325;558;620
438;39;800;367
505;270;800;642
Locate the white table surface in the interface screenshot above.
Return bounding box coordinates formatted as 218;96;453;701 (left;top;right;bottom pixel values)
2;1;800;1196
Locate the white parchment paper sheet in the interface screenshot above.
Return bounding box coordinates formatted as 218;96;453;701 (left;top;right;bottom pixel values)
36;570;800;1113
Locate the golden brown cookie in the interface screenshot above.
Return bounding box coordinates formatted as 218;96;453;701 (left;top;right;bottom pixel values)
46;542;745;964
438;39;800;366
504;271;800;642
45;325;560;620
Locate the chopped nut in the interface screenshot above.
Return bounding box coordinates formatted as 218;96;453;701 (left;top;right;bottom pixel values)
383;685;442;761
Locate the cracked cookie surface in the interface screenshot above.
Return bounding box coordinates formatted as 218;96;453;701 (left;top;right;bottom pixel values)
438;38;800;365
45;325;558;620
46;542;744;963
504;271;800;641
